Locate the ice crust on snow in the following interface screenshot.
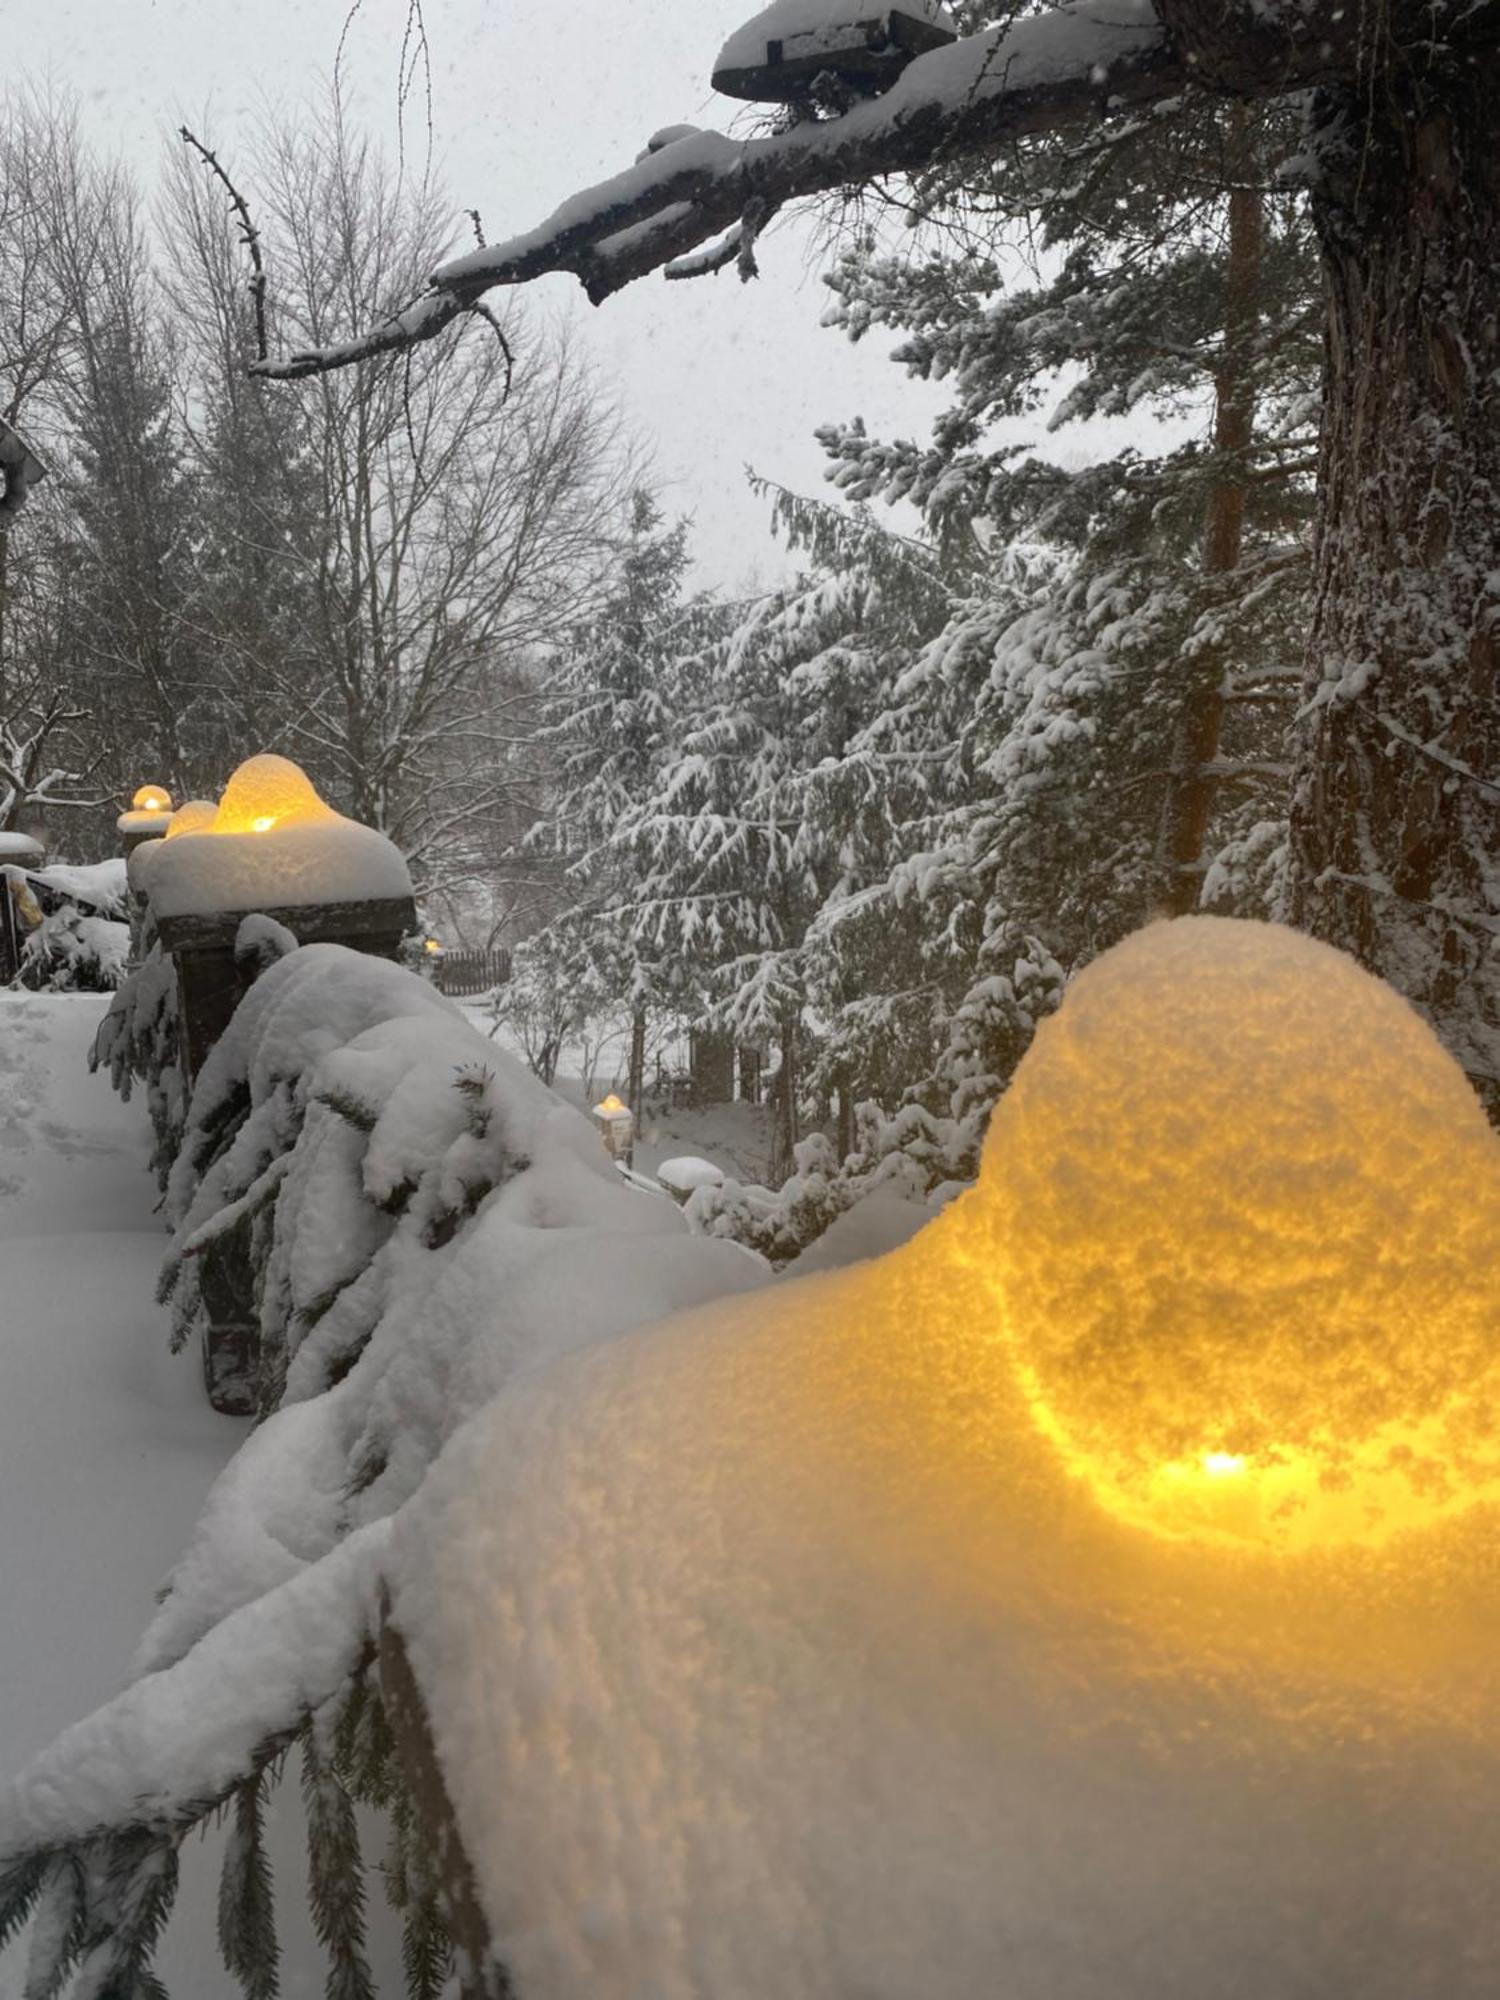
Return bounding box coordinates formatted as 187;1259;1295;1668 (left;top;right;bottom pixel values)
389;918;1500;2000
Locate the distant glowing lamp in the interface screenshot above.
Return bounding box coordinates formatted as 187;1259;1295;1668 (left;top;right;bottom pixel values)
970;918;1500;1554
592;1092;635;1163
424;936;444;956
118;782;177;853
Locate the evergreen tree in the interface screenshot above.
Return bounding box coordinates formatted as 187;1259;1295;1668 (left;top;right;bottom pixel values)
510;489;694;1108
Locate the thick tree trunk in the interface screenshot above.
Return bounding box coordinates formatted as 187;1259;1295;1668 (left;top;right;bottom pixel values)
1285;63;1500;1108
1156;113;1263;913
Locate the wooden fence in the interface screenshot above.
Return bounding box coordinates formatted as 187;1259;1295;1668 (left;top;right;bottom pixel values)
435;947;512;998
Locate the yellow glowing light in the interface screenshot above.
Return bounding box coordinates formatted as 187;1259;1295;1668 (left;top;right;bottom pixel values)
163;799;217;840
424;937;444;955
211;754;339;838
595;1094;628;1115
131;784;172;814
966;917;1500;1554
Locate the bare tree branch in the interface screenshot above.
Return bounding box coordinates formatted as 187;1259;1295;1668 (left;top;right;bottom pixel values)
179;126;268;362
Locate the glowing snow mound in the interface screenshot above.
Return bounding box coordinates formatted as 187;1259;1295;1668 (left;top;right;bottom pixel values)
145;756;412;920
212;753;333;835
390;918;1500;1997
974;916;1500;1549
163;799;216;839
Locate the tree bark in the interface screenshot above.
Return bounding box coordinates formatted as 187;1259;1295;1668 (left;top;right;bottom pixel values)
768;1015;800;1186
1156;109;1263;912
1284;61;1500;1109
626;1008;646;1167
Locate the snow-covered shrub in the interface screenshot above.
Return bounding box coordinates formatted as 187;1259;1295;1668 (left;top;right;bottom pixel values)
91;919;184;1191
3;937;766;1995
18;860;131;994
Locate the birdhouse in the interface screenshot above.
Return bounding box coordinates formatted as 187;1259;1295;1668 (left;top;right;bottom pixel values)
592;1093;635;1164
712;0;957;103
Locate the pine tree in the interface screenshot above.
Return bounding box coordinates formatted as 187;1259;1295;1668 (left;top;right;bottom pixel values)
510;489;694;1108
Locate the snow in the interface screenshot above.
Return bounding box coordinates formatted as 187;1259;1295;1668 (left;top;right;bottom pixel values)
426;0;1165;302
0;832;42;862
655;1153;724;1194
140;753;413;920
715;0;957;78
386;917;1500;1999
0;944;770;1939
144;820;412;920
779;1184;930;1272
0;993;245;1989
32;857;129;915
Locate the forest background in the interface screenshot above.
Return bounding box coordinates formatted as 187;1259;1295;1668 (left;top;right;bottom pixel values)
0;56;1323;1253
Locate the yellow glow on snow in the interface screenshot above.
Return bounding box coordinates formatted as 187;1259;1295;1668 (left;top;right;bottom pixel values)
131;784;172;813
961;918;1500;1555
424;936;444;955
595;1094;628;1115
163;799;216;839
211;755;338;837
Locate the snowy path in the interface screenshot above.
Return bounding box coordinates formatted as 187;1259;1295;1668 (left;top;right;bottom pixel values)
0;992;239;1769
0;992;412;1996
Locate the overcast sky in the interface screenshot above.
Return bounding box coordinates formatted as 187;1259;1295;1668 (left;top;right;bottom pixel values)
26;0;963;589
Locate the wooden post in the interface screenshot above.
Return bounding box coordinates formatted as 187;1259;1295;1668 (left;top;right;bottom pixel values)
156;894;416;1412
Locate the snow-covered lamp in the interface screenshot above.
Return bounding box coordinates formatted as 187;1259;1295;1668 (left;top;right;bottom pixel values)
148;753;415;1083
384;919;1500;1998
712;0;957;102
592;1091;635;1164
146;754;416;1411
117;783;175;858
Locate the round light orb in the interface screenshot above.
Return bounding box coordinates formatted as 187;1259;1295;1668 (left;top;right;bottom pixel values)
131;783;173;814
976;918;1500;1550
213;754;335;837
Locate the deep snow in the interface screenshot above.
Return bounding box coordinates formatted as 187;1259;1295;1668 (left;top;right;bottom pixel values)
0;991;406;1995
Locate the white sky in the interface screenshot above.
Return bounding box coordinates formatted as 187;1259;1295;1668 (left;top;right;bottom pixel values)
27;0;957;589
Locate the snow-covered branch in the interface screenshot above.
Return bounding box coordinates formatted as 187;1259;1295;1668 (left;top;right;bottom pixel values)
253;0;1299;380
248;0;1480;382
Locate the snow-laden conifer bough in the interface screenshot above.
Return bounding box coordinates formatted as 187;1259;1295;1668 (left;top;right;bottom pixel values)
6;917;1500;1996
244;0;1500;1119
